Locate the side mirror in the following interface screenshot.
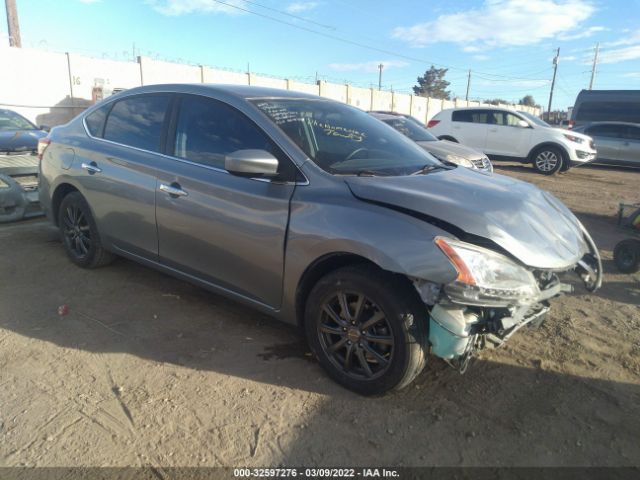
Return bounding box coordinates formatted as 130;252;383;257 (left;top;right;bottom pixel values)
225;149;279;177
39;125;51;132
516;120;529;128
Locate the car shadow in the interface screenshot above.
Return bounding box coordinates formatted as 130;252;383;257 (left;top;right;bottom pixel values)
1;220;639;466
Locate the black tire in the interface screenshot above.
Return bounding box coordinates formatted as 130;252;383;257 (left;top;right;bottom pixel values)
532;146;565;175
613;239;640;274
304;265;428;395
439;136;458;143
58;192;115;268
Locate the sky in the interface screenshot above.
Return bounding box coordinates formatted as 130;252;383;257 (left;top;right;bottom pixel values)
2;0;640;110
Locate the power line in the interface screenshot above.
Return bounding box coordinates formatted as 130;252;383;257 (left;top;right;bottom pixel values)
207;0;551;81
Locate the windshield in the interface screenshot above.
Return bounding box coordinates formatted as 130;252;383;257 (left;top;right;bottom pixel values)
0;109;37;132
382;117;438;142
251;98;441;176
518;111;549;127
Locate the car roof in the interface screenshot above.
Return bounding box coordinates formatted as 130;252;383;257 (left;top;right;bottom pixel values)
440;106;519;112
113;83;323;101
576;121;640;127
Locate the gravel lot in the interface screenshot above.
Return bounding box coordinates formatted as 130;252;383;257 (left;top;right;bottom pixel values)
0;162;638;467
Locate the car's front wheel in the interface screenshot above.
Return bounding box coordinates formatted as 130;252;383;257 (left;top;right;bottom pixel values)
58;192;115;268
305;265;428;395
532;146;564;175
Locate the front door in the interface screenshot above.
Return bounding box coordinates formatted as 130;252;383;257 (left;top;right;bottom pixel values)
585;124;624;163
154;94;298;308
484;110;532;157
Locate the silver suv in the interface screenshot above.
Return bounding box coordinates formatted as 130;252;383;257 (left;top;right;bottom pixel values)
39;85;602;395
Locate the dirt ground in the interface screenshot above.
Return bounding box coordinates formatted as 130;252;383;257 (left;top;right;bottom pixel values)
0;162;638;468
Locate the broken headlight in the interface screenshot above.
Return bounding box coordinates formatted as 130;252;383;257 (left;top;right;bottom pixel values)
435;236;540;307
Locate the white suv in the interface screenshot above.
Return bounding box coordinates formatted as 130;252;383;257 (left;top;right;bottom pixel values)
428;107;597;174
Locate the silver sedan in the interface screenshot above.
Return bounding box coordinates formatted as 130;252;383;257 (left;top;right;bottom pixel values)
39;84;601;395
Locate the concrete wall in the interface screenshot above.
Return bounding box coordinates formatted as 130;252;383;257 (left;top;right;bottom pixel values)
0;45;542;127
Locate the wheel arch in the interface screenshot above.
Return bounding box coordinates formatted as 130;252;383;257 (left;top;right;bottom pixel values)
51;183;80;226
294;253;385;329
438;135;458;143
527;142;569;164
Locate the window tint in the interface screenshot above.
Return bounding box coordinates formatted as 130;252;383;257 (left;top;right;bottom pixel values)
452;109;492;124
103;95;170;152
576;101;640;123
585;124;627;139
174;96;296;179
84;103;111;137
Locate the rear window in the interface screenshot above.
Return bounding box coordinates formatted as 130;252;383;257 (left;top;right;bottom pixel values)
576;101;640;123
0;109;36;131
103;95;170;152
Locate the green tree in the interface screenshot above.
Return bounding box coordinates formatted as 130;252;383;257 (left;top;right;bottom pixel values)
519;95;537;107
413;66;451;99
486;98;509;106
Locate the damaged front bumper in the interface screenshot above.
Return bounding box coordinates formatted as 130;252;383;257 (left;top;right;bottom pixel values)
420;228;602;372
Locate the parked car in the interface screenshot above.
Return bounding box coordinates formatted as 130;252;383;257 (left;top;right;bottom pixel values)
39;85;602;395
428;107;597;175
369;110;428;129
369;112;493;173
572;122;640;167
569;89;640;129
0;108;48;221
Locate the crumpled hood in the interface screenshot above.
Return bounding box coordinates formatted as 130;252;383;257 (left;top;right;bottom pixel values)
416;140;485;160
0;129;46;152
346;167;588;270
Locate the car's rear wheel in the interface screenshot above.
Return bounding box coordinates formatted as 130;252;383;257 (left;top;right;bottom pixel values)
304;265;428;395
532;147;564;175
59;192;115;268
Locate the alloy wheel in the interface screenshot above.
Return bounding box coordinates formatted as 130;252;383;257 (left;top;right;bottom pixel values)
317;291;394;380
535;151;559;172
62;205;91;259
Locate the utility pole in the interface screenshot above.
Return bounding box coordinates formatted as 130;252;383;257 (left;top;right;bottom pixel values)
378;63;384;91
465;69;471;101
589;42;599;90
4;0;22;47
547;47;560;116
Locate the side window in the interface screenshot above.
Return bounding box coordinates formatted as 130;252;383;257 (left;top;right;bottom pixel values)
471;110;492;124
84;103;111;137
504;112;523;126
626;126;640;141
103;95;170;152
173;96;297;180
452;110;472;123
586;124;626;139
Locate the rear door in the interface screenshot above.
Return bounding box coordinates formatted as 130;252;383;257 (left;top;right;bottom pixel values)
450;109;491;151
154;94;298;308
584;124;624;163
484;110;532;157
79;93;172;257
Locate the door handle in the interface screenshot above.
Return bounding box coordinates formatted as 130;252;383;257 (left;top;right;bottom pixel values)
489;128;497;132
81;162;102;174
159;183;188;197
